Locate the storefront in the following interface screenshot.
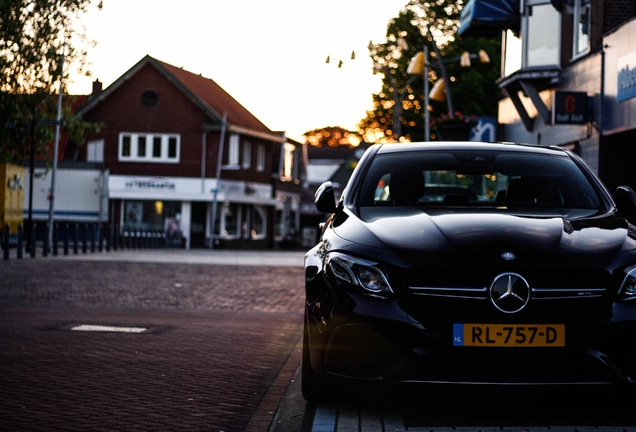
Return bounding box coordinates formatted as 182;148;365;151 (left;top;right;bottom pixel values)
109;175;277;249
599;16;636;191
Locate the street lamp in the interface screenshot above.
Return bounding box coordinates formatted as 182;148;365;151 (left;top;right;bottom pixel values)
407;26;490;141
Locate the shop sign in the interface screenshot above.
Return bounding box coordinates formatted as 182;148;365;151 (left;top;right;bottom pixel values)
618;50;636;102
125;177;176;191
552;91;588;125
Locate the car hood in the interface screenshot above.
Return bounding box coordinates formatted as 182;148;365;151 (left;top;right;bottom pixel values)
333;208;632;255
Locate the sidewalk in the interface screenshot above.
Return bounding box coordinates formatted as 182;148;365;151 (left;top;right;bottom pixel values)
2;247;306;267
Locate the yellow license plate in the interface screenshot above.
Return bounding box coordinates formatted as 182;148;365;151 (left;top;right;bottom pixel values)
453;324;565;347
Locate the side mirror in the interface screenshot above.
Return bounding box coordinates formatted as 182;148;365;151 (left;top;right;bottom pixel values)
615;186;636;225
315;181;337;214
615;185;636;210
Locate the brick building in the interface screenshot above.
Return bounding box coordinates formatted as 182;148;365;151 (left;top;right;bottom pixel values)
77;55;304;249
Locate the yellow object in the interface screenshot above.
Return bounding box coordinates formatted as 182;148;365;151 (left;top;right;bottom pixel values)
479;49;490;63
0;164;25;239
429;79;446;102
407;51;424;75
460;51;471;67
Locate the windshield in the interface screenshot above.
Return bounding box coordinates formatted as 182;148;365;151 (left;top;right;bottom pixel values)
357;149;604;218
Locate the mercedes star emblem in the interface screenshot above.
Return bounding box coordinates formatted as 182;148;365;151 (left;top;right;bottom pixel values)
490;272;530;314
502;251;515;261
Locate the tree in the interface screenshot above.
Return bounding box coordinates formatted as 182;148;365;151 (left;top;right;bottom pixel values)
358;0;502;143
0;0;102;164
304;126;363;148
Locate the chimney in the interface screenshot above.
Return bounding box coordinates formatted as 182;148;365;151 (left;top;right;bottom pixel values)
92;79;103;96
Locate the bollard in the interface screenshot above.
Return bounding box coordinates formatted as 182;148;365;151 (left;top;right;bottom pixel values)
17;224;23;259
105;225;111;252
53;223;59;256
63;223;69;256
3;223;9;261
43;222;49;257
30;222;36;258
91;223;96;253
113;225;119;251
82;224;88;254
73;223;79;255
98;224;103;253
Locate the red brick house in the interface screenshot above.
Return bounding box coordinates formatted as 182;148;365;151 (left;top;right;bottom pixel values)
77;55;304;249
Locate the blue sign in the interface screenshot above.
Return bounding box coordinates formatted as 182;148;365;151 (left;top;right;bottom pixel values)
469;117;497;142
618;52;636;103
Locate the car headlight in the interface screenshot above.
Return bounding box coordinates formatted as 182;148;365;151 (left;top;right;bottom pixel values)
619;264;636;301
325;252;393;296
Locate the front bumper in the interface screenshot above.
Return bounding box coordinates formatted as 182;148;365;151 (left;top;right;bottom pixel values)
305;279;636;388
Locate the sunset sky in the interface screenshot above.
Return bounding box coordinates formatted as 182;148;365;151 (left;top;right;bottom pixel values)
68;0;410;140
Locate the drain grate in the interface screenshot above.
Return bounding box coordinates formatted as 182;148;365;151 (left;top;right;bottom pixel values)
71;324;147;333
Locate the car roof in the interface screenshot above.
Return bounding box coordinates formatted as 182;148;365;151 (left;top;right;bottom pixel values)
374;141;569;156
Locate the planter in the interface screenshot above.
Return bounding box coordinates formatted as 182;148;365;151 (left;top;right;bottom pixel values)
434;123;472;141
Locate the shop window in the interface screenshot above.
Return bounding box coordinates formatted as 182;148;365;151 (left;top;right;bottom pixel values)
119;132;180;163
251;206;266;240
221;202;241;239
123;200;182;245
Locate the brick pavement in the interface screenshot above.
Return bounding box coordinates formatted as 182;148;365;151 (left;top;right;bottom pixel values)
0;258;305;431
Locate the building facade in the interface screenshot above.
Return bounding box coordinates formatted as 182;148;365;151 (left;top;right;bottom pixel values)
77;56;304;249
460;0;636;191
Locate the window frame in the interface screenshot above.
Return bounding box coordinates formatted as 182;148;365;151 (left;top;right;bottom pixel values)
256;144;266;172
118;132;180;163
225;134;240;169
502;0;561;78
242;141;252;169
521;0;561;68
572;0;591;60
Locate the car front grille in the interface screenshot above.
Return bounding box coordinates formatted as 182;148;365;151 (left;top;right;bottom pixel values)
400;264;613;324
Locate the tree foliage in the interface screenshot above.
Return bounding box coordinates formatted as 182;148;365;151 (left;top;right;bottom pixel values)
0;0;102;165
304;126;363;148
358;0;502;143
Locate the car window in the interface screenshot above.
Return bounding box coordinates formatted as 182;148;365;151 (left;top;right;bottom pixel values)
358;150;603;217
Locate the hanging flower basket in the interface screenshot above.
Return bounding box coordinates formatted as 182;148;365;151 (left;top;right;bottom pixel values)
431;112;477;141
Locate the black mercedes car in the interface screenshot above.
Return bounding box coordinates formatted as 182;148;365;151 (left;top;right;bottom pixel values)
303;142;636;402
